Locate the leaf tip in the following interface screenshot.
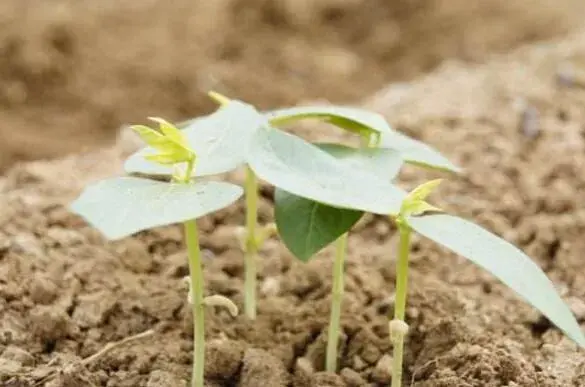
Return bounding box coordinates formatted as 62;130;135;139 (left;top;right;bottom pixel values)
208;90;231;106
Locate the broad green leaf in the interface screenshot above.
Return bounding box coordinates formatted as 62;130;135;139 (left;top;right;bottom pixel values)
70;177;243;240
407;214;585;348
125;101;267;177
380;131;461;173
265;106;394;137
275;144;404;261
315;143;403;180
275;189;363;261
248;127;407;215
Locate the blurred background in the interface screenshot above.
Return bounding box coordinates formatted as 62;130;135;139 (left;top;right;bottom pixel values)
0;0;583;172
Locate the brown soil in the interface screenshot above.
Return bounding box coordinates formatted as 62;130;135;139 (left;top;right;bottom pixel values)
2;1;585;387
0;0;584;172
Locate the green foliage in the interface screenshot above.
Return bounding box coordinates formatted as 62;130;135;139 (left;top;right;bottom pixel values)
125;101;267;178
407;213;585;347
275;143;404;261
266;105;461;173
379;130;461;173
247;127;406;215
70;177;243;240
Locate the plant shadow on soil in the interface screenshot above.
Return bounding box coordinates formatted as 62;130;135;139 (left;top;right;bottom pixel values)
2;1;585;387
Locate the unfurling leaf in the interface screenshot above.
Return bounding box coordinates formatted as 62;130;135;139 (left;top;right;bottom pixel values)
407;213;585;348
274;142;404;261
131;118;194;166
125;101;267;178
70;177;243;240
400;179;444;217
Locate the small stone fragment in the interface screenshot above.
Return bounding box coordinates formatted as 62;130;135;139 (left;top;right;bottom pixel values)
72;291;117;328
352;355;367;371
1;345;34;366
313;371;345;386
340;367;366;386
260;276;281;296
30;306;73;342
0;358;22;374
293;357;314;385
372;354;393;384
28;274;59;304
240;348;289;387
11;233;44;259
146;370;185;387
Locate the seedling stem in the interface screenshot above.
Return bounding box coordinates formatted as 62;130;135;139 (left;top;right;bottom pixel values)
325;233;348;372
244;165;259;319
391;218;411;387
184;218;205;387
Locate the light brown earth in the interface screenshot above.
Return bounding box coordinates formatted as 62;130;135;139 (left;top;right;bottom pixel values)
2;1;585;386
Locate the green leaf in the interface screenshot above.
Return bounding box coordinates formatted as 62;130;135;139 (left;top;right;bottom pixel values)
380;131;461;173
70;177;243;240
248;127;407;215
265;105;460;173
265;106;394;137
125;101;267;177
275;189;363;261
407;214;585;348
315;143;403;179
274;143;404;261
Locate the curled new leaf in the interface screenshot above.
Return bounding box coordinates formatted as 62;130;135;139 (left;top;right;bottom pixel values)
132;118;194;165
400;179;444;217
125;101;267;178
407;213;585;348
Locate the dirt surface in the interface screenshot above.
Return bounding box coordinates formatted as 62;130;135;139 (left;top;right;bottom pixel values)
1;0;584;171
3;1;585;387
2;19;585;386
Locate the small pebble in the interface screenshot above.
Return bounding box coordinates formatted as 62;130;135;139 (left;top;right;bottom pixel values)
340;367;366;386
372;354;393;384
1;345;34;366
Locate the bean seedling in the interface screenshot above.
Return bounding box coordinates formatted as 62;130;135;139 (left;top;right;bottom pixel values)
265;107;585;386
70;117;244;387
71;96;585;387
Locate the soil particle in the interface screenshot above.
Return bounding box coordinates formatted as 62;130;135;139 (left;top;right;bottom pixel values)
30;305;75;345
340;367;367;386
71;290;117;329
27;273;59;304
204;338;245;380
240;348;289;387
146;370;186;387
312;371;345;386
372;353;393;384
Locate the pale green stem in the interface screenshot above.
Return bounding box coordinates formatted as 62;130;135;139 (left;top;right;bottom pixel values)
184;219;205;387
325;233;348;372
244;166;259;320
391;221;411;387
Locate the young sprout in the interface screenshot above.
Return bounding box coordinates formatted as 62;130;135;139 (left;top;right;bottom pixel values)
266;105;585;386
70;118;243;387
